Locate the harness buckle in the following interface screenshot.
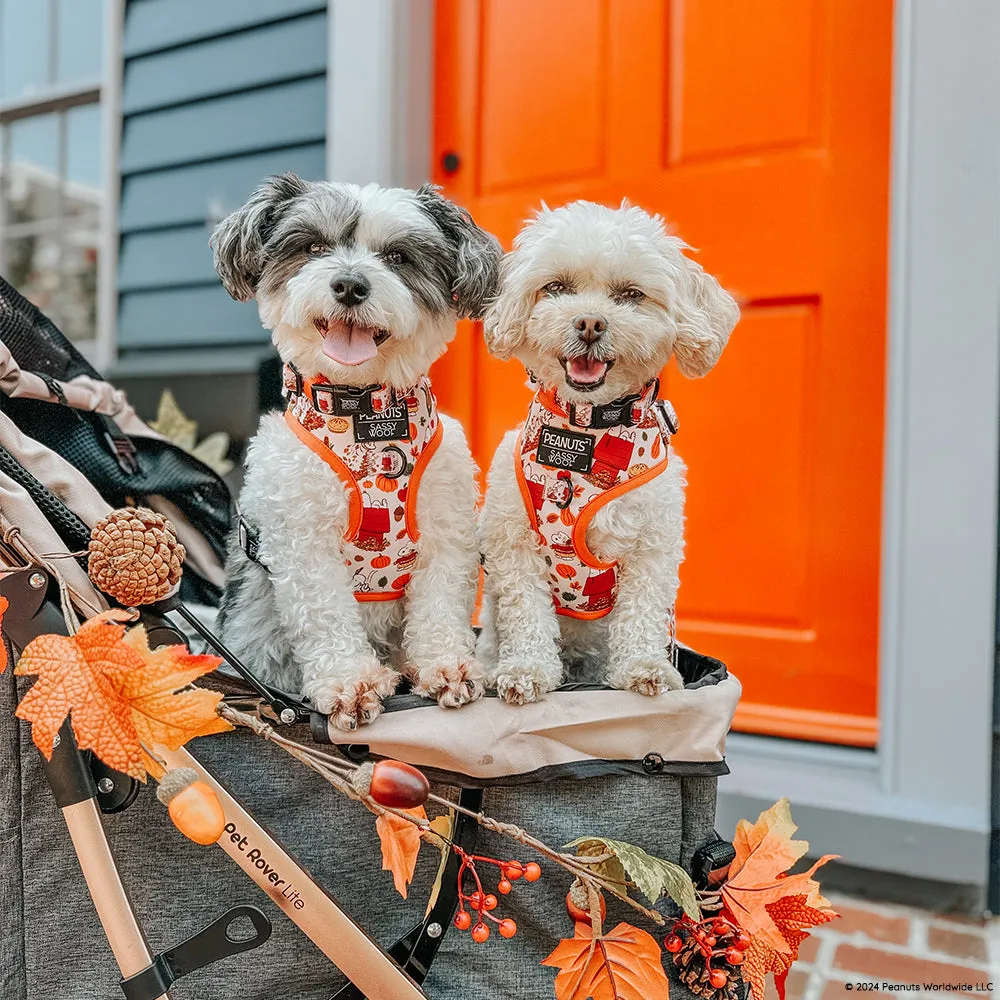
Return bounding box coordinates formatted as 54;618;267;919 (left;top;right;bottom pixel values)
237;514;262;564
654;399;679;436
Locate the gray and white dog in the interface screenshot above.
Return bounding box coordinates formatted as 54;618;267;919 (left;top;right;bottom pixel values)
211;174;500;730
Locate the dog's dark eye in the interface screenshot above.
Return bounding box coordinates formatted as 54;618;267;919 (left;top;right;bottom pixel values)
543;280;568;296
613;286;645;303
308;243;329;256
384;249;406;266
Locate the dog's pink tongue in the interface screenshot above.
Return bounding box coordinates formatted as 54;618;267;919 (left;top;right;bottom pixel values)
567;356;608;384
322;320;379;366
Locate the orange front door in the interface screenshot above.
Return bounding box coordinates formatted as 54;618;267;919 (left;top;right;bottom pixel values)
433;0;893;746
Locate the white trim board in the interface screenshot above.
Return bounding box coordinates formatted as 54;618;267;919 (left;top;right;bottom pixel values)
96;0;125;372
326;0;433;188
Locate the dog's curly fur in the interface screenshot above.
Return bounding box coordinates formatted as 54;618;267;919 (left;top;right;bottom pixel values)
212;175;501;729
477;201;739;703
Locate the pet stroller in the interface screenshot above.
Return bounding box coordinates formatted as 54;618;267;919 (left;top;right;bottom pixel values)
0;277;741;1000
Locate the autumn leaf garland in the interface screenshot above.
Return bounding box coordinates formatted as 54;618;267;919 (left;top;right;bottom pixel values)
0;600;839;1000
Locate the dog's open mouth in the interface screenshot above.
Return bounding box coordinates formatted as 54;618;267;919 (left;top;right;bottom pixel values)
314;317;391;366
561;355;615;391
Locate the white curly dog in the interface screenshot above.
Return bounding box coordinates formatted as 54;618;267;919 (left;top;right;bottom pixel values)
212;174;500;729
477;201;739;704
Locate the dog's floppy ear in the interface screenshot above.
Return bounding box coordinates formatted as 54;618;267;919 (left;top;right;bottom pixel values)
670;248;740;378
415;183;502;319
482;251;533;361
210;173;308;301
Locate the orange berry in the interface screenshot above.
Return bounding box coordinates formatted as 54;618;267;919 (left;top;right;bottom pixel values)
524;862;541;882
484;894;498;911
498;919;517;939
505;862;524;880
709;969;728;989
471;923;490;943
454;911;471;931
498;879;512;895
469;890;485;909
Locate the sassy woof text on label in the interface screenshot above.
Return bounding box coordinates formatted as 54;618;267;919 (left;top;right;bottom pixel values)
223;822;305;910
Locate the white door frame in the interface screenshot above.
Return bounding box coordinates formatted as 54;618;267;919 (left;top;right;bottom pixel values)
326;0;1000;892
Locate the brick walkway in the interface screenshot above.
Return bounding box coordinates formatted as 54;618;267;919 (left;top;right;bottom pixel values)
779;895;1000;1000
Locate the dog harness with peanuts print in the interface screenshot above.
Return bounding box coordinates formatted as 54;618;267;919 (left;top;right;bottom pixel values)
281;363;441;601
514;379;678;619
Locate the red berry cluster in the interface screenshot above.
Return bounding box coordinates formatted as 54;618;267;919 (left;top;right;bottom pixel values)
664;914;751;989
452;850;541;943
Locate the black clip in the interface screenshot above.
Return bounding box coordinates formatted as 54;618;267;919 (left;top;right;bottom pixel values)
91;755;140;814
690;838;736;890
120;905;272;1000
98;414;140;475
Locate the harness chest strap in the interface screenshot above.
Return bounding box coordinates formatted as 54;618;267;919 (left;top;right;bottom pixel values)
515;380;674;620
267;366;442;601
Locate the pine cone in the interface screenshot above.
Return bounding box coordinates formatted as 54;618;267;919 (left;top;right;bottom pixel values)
674;937;744;1000
88;507;185;605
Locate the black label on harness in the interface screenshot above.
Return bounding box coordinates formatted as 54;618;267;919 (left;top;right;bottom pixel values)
537;425;594;473
312;384;373;417
353;405;410;443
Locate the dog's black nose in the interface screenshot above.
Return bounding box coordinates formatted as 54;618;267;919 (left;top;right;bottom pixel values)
331;275;371;306
573;314;607;344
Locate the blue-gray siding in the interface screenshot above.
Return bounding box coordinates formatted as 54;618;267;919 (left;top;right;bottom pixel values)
116;0;327;360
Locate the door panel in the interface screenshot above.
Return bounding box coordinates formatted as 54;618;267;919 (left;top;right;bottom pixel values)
670;0;820;162
479;0;607;192
433;0;892;746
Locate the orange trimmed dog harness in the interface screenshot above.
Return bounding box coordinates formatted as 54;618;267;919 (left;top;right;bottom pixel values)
514;380;677;619
282;364;442;601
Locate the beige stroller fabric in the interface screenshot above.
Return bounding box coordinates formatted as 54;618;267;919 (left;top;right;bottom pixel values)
319;670;740;783
0;342;159;438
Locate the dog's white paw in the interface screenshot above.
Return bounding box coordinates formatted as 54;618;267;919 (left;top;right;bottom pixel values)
411;657;485;709
493;666;550;706
305;661;400;731
610;657;685;696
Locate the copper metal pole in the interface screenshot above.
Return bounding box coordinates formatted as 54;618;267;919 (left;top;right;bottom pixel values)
61;798;169;999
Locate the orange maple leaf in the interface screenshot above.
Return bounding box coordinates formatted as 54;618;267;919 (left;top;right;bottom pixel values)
721;798;837;952
15;610;230;780
742;895;837;1000
0;594;8;674
542;921;671;1000
376;806;427;899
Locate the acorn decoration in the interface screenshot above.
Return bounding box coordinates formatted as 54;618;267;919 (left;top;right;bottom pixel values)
157;767;226;845
88;507;185;606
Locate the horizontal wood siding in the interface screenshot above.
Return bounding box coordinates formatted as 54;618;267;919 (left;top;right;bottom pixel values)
117;0;326;360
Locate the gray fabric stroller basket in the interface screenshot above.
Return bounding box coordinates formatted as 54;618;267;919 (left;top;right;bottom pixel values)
0;290;738;1000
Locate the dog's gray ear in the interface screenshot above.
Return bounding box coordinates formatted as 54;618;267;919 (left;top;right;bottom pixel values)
210;173;308;301
416;183;502;319
671;251;740;378
482;252;532;361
